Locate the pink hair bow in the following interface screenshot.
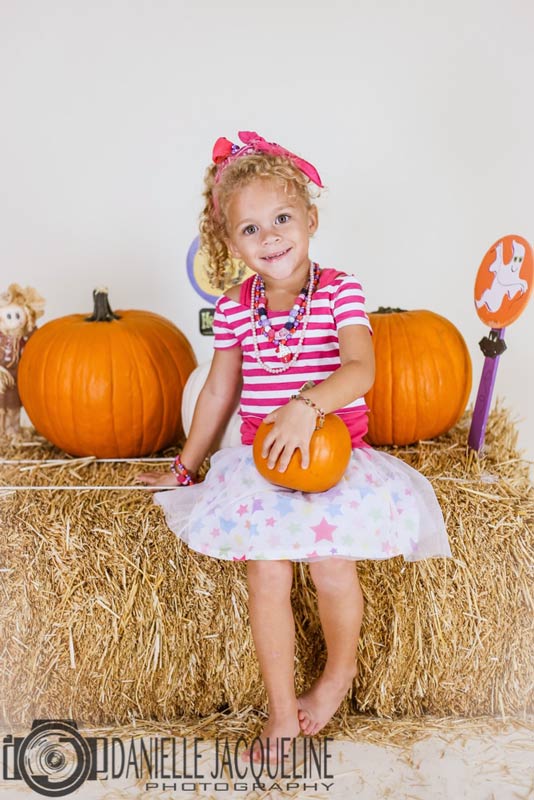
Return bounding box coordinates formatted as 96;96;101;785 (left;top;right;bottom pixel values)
212;130;323;188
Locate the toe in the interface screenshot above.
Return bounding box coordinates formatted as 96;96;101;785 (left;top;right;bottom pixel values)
246;744;263;763
241;745;261;763
297;710;311;732
302;717;315;735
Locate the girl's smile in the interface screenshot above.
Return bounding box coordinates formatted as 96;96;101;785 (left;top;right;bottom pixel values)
224;178;318;292
262;247;292;262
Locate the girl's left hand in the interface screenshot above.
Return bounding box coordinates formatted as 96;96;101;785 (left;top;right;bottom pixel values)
261;399;317;472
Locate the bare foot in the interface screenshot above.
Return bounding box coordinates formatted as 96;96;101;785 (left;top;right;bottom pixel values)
241;712;301;765
297;668;357;736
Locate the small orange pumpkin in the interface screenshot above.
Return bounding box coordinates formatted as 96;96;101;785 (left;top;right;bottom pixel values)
253;413;352;492
18;289;197;457
365;307;472;446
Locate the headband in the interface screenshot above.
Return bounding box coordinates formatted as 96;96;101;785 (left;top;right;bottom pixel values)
212;130;323;188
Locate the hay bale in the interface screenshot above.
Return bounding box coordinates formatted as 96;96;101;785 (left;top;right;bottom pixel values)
0;403;533;728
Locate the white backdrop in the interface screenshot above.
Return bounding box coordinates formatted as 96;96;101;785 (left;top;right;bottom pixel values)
1;0;533;462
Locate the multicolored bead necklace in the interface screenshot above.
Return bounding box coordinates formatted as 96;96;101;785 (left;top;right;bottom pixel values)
250;261;321;374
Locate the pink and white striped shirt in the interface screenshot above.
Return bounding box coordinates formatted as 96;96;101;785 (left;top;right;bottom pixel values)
213;267;373;447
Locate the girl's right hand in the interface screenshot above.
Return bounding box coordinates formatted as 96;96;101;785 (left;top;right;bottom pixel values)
134;471;179;492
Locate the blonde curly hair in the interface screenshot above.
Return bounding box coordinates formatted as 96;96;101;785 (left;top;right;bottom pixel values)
199;153;320;290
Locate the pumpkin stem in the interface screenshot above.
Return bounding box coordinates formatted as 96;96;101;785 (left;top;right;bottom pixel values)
372;306;407;314
85;288;121;322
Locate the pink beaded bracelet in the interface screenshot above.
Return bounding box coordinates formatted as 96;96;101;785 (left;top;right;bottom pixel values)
170;455;196;485
290;391;326;430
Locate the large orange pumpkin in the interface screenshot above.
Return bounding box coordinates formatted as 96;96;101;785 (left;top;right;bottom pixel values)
365;307;472;446
18;289;197;457
253;413;352;492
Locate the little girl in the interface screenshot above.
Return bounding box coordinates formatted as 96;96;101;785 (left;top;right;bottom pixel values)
137;130;452;760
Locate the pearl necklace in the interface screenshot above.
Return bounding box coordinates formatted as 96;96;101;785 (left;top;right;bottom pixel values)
250;262;320;374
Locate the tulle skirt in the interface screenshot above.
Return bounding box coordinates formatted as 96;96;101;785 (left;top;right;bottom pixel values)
153;445;452;563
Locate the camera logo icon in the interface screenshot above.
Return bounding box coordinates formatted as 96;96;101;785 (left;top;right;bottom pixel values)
3;719;92;797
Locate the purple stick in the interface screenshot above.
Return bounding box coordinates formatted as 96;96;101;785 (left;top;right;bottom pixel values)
468;327;506;452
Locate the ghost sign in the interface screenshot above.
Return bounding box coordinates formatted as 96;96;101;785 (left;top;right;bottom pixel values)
468;234;533;452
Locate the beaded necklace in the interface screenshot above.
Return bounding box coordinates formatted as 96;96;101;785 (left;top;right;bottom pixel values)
250;261;321;374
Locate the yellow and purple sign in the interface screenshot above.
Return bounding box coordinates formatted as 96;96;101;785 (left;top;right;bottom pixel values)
186;236;252;305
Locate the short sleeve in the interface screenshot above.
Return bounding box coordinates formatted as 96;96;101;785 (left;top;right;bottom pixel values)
212;296;240;350
332;275;373;333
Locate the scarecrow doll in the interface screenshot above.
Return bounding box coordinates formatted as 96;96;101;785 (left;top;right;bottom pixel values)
0;284;45;438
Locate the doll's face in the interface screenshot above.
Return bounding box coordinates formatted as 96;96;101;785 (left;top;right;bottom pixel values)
0;303;28;334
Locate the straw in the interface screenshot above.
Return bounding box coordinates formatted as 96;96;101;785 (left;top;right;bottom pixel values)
1;401;532;734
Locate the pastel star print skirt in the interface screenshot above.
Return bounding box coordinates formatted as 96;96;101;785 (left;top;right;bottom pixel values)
153;445;452;563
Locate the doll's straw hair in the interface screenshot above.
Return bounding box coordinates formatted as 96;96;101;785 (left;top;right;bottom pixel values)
0;284;45;333
199;153;320;290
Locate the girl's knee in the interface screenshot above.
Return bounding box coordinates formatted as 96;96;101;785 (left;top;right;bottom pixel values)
309;559;361;595
246;559;293;598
